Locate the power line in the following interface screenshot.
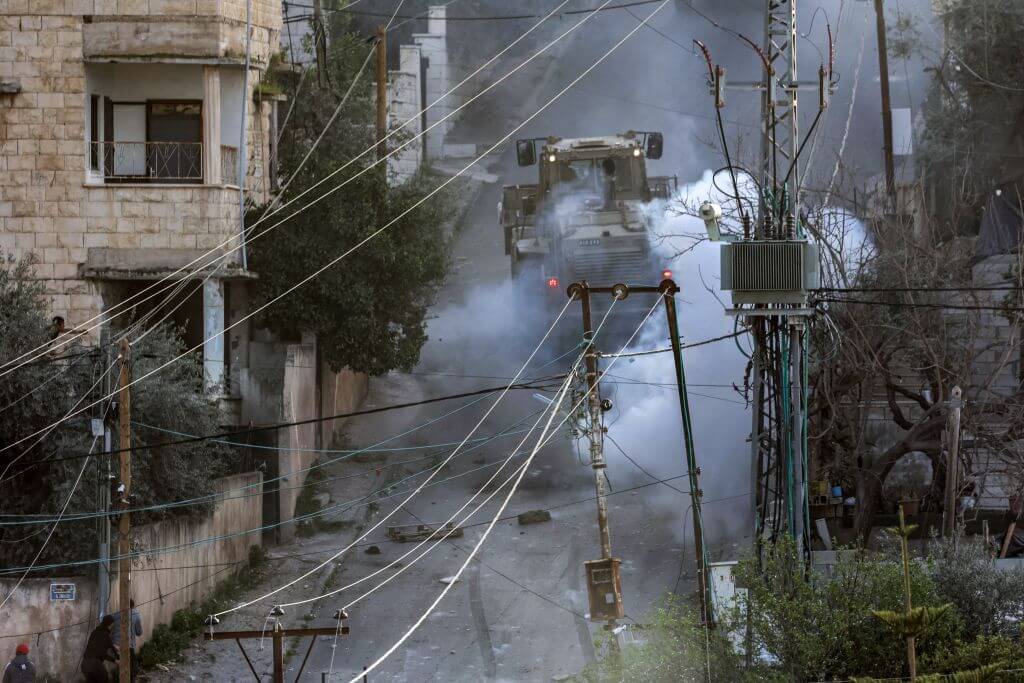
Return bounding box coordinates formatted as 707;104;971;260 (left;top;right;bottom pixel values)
0;469;695;639
817;286;1023;293
256;299;632;616
285;0;665;22
13;377;563;469
0;395;112;609
353;236;669;680
817;297;1024;312
0;386;539;526
0;355;120;483
211;298;577;618
599;330;744;358
0;413;557;576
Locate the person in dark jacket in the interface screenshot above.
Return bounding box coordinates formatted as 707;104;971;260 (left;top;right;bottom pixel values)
81;615;117;683
2;643;34;683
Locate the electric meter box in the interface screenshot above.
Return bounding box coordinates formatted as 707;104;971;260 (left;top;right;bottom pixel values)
585;557;624;621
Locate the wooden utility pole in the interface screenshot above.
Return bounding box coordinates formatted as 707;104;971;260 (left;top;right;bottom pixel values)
117;338;132;683
873;0;897;208
566;282;624;656
577;285;614;562
313;0;328;89
375;25;388;162
942;386;963;537
205;622;350;683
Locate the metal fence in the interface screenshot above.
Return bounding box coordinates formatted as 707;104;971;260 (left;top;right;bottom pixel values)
88;140;203;182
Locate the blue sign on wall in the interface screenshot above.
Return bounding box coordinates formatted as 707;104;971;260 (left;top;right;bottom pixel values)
49;583;75;601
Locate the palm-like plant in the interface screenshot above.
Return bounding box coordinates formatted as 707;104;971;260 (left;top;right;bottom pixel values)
872;505;953;681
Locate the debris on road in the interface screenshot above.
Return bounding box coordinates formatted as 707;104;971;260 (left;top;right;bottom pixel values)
387;522;464;542
364;545;381;555
517;509;552;525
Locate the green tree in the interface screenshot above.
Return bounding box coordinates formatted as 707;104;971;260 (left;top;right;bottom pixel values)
0;252;231;569
248;25;450;376
574;597;753;683
733;536;959;681
870;508;954;681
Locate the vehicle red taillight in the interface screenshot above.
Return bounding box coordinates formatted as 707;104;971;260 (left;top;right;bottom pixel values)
662;269;673;280
547;277;560;289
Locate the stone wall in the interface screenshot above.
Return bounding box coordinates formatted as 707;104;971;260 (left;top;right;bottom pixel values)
0;472;263;680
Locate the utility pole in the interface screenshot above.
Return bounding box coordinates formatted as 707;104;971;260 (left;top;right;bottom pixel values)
375;25;388;163
313;0;328;89
873;0;897;208
117;338;132;683
570;283;622;646
97;327;112;618
942;386;963;537
205;619;350;683
577;285;613;561
708;0;828;559
661;280;712;626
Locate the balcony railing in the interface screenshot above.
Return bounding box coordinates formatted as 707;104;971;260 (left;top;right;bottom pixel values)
220;145;239;186
88;141;203;183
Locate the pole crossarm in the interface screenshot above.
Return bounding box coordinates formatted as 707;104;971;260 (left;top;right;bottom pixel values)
205;626;351;640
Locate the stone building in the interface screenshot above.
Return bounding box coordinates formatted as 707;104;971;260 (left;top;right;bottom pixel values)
0;1;366;541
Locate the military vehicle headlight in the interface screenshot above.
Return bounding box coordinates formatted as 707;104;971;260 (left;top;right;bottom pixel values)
548;153;556;163
633;148;642;157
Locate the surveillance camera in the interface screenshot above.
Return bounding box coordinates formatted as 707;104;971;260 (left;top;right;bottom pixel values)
699;202;723;242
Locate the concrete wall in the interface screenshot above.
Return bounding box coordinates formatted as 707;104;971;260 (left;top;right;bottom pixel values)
321;364;370;449
969;254;1023;510
412;6;474;160
239;334;368;542
0;472;262;680
0;576;98;681
277;340;318;540
387;44;423;183
971;254;1022;399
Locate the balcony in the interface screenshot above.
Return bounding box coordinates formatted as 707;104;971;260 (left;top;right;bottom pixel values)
89;141;202;183
82;1;282;66
85;141;240;186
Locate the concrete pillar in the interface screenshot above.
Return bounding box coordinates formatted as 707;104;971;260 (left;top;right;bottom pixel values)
203;66;221;184
203;279;225;392
427;5;447;35
387;44;424;182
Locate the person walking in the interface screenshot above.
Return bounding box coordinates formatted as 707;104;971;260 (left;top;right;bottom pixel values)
110;600;143;680
80;615;117;683
2;643;34;683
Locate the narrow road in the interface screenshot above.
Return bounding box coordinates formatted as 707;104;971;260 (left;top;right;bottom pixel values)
283;9;753;680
